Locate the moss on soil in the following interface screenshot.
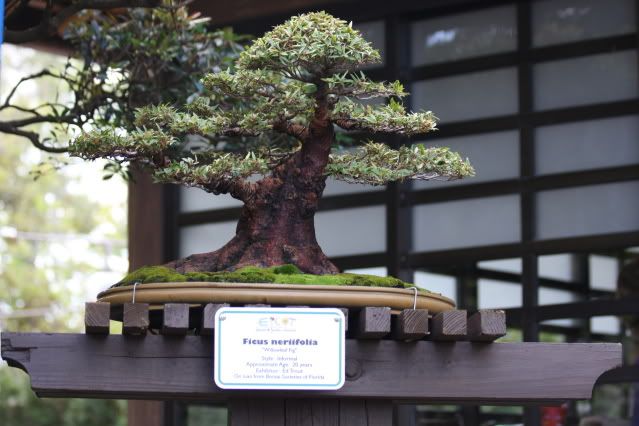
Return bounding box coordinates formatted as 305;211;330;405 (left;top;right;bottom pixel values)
115;264;428;292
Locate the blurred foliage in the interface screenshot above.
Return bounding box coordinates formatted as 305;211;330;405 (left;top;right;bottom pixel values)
187;405;227;426
0;2;245;161
0;44;128;425
0;369;126;426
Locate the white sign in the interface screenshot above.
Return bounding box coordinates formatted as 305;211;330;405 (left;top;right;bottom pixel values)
214;307;345;390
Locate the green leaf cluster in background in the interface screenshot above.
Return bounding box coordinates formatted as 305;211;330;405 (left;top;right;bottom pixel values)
1;44;129;426
0;2;246;171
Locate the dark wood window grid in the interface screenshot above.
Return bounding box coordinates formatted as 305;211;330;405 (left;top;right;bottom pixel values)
158;1;639;424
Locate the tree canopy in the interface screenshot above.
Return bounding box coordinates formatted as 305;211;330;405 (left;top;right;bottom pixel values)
71;11;474;198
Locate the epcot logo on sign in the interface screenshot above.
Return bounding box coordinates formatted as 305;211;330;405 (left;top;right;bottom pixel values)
255;316;297;332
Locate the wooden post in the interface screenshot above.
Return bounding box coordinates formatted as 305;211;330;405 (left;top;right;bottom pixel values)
123;303;150;335
393;309;429;340
161;303;189;335
468;310;507;342
355;307;391;339
228;399;392;426
431;310;467;341
127;170;167;426
85;302;110;334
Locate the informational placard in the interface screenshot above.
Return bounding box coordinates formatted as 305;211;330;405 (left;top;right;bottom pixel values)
214;307;345;390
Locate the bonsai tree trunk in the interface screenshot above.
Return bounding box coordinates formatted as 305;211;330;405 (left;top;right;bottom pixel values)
169;110;339;275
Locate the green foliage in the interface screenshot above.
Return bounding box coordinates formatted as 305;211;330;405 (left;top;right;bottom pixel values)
327;142;474;185
0;368;126;426
67;7;244;124
72;11;472;193
238;11;381;76
0;47;128;426
71;128;179;160
331;97;437;135
324;72;406;99
116;264;429;291
153;152;270;192
0;4;245;159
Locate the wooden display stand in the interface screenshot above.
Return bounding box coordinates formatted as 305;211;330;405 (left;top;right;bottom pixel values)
1;301;622;425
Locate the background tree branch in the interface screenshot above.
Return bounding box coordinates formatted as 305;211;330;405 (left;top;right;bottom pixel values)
4;0;163;44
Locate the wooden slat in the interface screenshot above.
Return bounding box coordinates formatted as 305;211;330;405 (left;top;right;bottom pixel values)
339;400;367;426
468;310;507;342
162;303;189;335
393;309;429;340
356;307;390;339
84;302;110;334
1;332;621;404
310;400;339;425
285;400;313;426
123;303;149;335
200;303;229;336
337;400;392;425
229;399;284;426
365;400;393;426
431;310;467;341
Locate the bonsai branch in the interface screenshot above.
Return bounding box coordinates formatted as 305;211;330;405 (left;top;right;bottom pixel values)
0;123;69;153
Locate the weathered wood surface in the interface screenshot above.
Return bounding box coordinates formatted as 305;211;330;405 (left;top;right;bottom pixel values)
123;303;149;335
93;302;508;342
1;332;621;404
162;303;189;335
228;399;389;426
393;309;429;341
467;310;507;342
355;307;391;339
431;310;467;341
229;399;285;426
85;302;110;334
284;400;339;426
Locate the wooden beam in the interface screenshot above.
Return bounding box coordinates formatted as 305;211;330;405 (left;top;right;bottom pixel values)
431;310;467;341
355;307;391;339
468;310;507;342
85;302;110;334
393;309;429;341
229;399;285;426
161;303;189;335
123;303;149;335
1;332;621;404
285;400;339;426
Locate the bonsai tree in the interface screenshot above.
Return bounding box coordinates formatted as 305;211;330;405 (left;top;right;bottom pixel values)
72;11;474;275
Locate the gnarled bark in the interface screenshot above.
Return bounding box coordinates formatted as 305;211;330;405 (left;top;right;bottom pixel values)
167;147;338;275
166;83;340;275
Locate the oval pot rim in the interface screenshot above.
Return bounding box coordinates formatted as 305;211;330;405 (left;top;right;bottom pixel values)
97;281;456;312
